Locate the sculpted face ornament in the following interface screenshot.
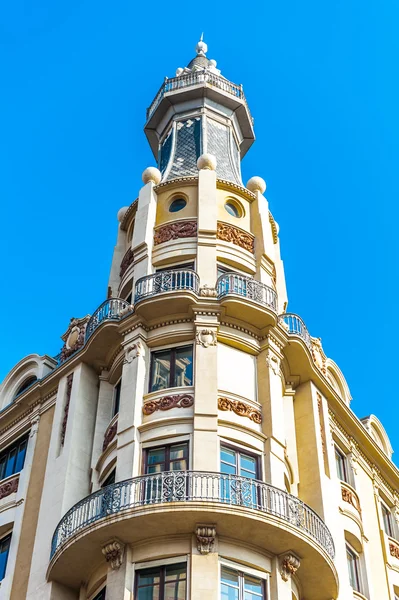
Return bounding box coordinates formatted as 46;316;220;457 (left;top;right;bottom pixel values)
123;341;143;364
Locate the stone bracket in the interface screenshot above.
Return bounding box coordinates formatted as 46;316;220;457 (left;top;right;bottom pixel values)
279;552;300;581
195;524;216;554
102;538;125;570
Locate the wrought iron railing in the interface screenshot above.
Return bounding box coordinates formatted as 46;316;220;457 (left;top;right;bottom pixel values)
85;298;131;341
50;471;335;560
146;71;252;122
216;273;277;312
279;313;311;348
135;270;200;303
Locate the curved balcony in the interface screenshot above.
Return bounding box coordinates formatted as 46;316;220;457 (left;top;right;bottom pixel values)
134;269;200;319
216;273;277;328
279;313;311;348
48;472;337;598
85;298;131;341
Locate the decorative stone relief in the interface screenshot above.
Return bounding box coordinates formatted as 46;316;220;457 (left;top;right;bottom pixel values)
311;337;327;375
154;220;197;245
195;525;216;554
217;221;255;254
103;420;118;452
60;373;74;447
199;285;218;297
218;397;262;424
341;485;361;513
59;316;90;364
102;538;125;570
143;394;194;415
196;328;217;348
390;542;399;560
280;553;300;581
0;475;19;500
316;393;327;457
265;353;280;376
120;248;134;278
123;341;143;364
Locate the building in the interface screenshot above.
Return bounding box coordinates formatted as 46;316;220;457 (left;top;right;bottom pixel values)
0;37;398;600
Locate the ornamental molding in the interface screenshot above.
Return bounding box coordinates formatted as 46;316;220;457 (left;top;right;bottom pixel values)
195;525;216;554
154;220;197;246
390;542;399;560
216;179;256;201
265;353;281;376
102;538;125;570
196;328;217;348
123;341;143;364
316;393;327;457
220;321;261;341
311;337;327;375
143;394;194;415
103;420;118;452
60;373;74;447
59;316;90;364
341;485;361;513
199;285;218;297
120;198;138;231
280;553;300;581
218;397;262;424
120;247;134;278
154;176;199;191
148;318;193;331
269;212;278;244
217;221;255;254
0;475;19;500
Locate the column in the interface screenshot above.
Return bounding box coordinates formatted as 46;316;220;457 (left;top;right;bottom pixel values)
90;370;114;489
196;159;217;288
131;174;158;286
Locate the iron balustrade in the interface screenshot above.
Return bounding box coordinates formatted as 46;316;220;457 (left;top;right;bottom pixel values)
216;273;277;312
135;270;200;303
279;313;311;348
146;71;252;122
85;298;131;341
50;471;335;560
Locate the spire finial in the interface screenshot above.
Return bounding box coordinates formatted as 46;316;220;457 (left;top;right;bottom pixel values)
196;34;207;57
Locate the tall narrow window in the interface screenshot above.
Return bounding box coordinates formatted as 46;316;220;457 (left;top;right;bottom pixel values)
149;346;193;392
221;566;265;600
135;563;187;600
0;436;28;481
382;503;395;538
220;445;258;506
335;447;349;483
346;545;362;593
144;443;188;503
0;534;11;581
113;379;121;417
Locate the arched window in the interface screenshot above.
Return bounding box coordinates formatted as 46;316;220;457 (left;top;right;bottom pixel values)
14;376;37;399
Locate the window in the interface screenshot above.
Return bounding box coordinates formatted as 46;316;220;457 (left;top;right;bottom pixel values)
14;376;37;398
220;445;259;506
92;589;106;600
224;200;243;218
149;346;193;392
221;566;265;600
382;503;395;538
101;469;116;488
144;443;189;474
135;562;187;600
156;262;195;273
0;435;28;481
0;534;11;581
169;198;187;212
113;380;121;417
335;447;349;483
346;545;362;593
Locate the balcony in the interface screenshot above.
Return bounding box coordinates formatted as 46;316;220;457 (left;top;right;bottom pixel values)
134;269;200;319
48;472;337;598
216;273;277;328
85;298;132;341
279;313;311;348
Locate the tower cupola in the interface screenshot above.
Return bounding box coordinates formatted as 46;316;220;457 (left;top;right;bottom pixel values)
144;37;255;185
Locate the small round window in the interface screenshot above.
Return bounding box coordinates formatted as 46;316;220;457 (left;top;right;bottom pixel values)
169;198;187;213
225;200;242;218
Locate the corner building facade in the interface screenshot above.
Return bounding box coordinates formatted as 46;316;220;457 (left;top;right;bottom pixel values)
1;40;399;600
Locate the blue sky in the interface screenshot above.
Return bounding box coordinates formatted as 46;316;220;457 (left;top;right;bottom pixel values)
1;2;398;458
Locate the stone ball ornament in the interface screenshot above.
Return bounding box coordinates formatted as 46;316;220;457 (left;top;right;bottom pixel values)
117;206;129;222
246;176;267;194
197;153;217;171
142;167;162;185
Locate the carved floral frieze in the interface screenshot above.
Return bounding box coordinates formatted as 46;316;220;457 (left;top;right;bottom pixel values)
60;373;74;447
103;420;118;452
341;485;361;513
120;248;134;278
311;337;327;375
154;220;197;245
218;397;262;424
143;394;194;415
390;542;399;560
217;222;255;254
0;475;19;500
59;316;89;364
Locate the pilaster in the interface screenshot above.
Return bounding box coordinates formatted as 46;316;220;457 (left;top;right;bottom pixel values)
131;180;158;284
90;370;114;489
196;166;217;288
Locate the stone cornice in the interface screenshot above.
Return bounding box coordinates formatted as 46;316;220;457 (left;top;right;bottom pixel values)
216;179;256;202
120;198;138;231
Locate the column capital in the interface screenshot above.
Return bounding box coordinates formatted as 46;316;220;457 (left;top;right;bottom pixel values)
195;524;217;555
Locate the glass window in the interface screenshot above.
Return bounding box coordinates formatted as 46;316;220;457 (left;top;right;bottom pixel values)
136;563;186;600
92;589;106;600
225;201;242;218
113;380;122;417
382;504;395;537
169;198;187;213
335;447;348;483
145;443;188;474
221;567;265;600
346;545;361;593
14;376;37;398
144;443;188;503
220;446;258;507
156;263;195;273
149;346;193;392
101;469;116;488
0;534;11;581
0;436;28;481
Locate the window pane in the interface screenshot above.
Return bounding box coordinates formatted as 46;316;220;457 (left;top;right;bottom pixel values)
0;535;11;580
240;455;256;478
335;448;347;482
147;448;166;470
15;440;28;473
173;347;193;387
346;547;360;592
382;505;394;537
137;587;160;600
137;567;161;600
221;568;239;586
113;380;121;416
221;448;236;466
164;581;186;600
170;444;188;471
244;575;263;599
150;351;171;391
221;568;239;600
4;448;17;478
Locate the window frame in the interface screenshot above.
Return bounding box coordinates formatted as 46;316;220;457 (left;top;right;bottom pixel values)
155;261;195;273
219;559;268;600
335;446;349;484
381;502;396;538
112;379;122;418
0;533;11;581
91;588;106;600
346;543;363;594
101;468;116;488
143;441;190;475
149;345;194;393
220;442;262;481
0;434;29;482
134;560;187;600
